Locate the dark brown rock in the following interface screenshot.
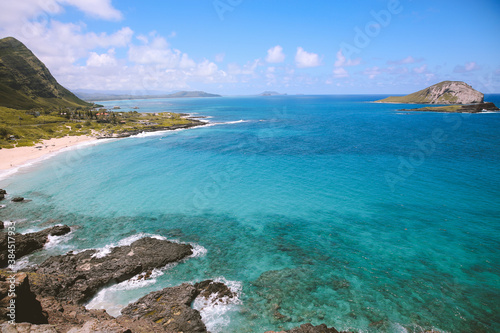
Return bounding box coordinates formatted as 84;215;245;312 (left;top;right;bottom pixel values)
29;237;193;304
0;225;71;268
0;189;6;201
120;283;207;333
265;323;340;333
0;271;48;324
11;197;24;203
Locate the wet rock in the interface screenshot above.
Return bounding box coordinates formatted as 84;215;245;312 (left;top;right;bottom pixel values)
0;189;6;201
0;225;71;267
120;283;207;333
29;237;193;304
0;271;48;324
194;279;236;302
11;198;24;203
265;323;340;333
0;222;3;230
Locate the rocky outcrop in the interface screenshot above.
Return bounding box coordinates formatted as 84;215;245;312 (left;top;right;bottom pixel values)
29;237;193;304
10;197;24;203
121;283;207;333
120;279;237;333
376;81;484;104
0;225;71;267
0;271;47;324
265;323;341;333
0;189;6;201
401;102;499;113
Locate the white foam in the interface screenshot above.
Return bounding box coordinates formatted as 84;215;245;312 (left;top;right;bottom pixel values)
193;277;242;333
9;257;31;272
44;230;74;249
0;205;5;209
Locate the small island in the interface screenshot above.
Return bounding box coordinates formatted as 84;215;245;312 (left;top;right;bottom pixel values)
375;80;499;113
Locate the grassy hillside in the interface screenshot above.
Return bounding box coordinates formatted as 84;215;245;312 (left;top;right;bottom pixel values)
0;37;93;110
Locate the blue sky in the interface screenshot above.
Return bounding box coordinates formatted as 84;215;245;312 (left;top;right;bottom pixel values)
0;0;499;95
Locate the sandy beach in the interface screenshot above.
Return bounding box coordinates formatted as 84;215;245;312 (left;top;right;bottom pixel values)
0;135;97;171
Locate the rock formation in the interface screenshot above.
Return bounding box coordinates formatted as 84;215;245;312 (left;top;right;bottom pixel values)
376;81;484;104
28;237;193;304
0;225;71;267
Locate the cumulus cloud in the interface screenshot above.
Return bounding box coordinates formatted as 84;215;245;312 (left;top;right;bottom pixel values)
333;67;349;78
453;61;480;73
61;0;122;21
363;66;381;79
86;48;117;67
387;56;423;65
334;50;360;67
413;64;428;74
295;47;321;68
266;45;285;63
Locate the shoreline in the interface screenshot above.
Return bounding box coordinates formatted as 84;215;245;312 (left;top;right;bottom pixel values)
0;135;98;172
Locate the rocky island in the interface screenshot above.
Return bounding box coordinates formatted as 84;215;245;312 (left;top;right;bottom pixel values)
375;81;499;113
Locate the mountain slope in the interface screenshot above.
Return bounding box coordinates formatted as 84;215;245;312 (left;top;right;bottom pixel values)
0;37;92;110
375;81;484;104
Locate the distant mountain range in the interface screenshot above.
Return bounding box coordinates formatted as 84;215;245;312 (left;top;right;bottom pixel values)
75;90;222;101
0;37;93;110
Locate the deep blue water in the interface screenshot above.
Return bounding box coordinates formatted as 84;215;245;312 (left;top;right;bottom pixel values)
1;95;499;332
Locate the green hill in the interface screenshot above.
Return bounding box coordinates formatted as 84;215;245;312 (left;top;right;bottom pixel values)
0;36;93;110
375;81;484;104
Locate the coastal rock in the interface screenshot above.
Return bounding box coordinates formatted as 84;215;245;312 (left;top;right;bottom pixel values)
265;323;340;333
11;197;24;203
0;271;48;324
401;102;499;113
0;222;3;230
376;81;484;104
0;225;71;267
0;189;6;201
29;237;193;304
120;283;207;333
120;279;237;333
0;323;57;333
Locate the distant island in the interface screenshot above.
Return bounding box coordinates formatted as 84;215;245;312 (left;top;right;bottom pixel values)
259;91;287;96
76;90;222;102
375;80;498;113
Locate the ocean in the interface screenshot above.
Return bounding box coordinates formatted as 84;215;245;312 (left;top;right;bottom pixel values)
1;95;499;332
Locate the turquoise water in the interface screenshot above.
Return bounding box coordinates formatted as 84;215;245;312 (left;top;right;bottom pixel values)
1;95;499;332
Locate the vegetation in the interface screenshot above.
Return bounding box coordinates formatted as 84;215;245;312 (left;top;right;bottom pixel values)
0;37;93;110
0;106;195;148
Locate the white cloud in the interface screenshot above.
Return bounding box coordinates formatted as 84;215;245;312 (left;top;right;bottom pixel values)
413;64;427;74
86;48;117;67
61;0;122;21
295;47;321;68
363;66;381;79
266;45;285;63
388;56;423;65
334;50;360;67
453;61;480;73
333;67;349;78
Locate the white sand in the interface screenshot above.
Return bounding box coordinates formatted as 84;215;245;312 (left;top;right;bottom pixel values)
0;135;97;171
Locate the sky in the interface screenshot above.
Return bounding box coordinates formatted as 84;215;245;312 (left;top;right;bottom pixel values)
0;0;499;95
